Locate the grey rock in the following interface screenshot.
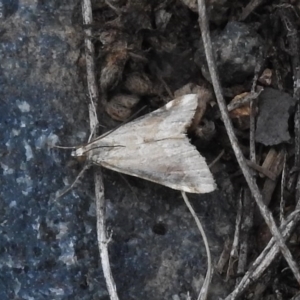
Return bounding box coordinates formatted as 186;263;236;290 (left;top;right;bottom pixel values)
0;1;234;299
256;88;296;146
195;21;263;86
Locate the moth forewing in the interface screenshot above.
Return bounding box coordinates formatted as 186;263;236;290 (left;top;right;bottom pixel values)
73;94;216;193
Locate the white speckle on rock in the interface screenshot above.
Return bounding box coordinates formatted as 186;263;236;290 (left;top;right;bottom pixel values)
49;287;65;296
12;129;20;136
24;140;33;161
16;175;33;196
20;161;26;171
35;135;46;149
59;239;77;266
13;277;21;295
16;100;30;113
1;163;14;175
9;200;17;208
84;222;93;234
62;176;69;186
32;218;40;232
56;222;69;239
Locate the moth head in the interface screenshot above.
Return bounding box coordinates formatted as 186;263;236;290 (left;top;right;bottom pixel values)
71;148;85;157
71;148;88;165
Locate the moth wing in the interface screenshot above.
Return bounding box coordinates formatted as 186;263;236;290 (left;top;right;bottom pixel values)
78;94;200;153
93;139;216;194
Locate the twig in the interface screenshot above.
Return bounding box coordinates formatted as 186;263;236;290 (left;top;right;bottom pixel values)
236;188;254;283
246;160;277;181
181;191;212;300
239;0;265;21
279;7;300;241
225;210;300;300
280;150;287;225
82;2;98;109
279;5;300;194
249;97;257;162
95;168;118;298
55;163;89;200
227;190;242;281
88;101;98;141
290;291;300;300
216;237;232;275
197;0;300;284
105;0;121;14
82;1;119;299
279;5;300;100
261;148;285;206
235;67;259;283
227;174;300;299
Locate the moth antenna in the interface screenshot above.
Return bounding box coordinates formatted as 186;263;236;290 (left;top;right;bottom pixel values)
55;163;90;200
53;145;77;149
118;173;139;203
73;145;125;157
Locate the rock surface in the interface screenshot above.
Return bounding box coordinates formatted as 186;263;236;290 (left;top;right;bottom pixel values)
0;1;234;299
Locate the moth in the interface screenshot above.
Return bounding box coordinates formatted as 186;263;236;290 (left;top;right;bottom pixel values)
73;94;216;193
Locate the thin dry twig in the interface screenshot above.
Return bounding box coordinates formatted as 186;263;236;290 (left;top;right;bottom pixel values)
249;98;257;162
94;168;118;298
235;68;260;281
261;148;286;206
82;1;119;299
236;64;260;282
290;291;300;300
227;190;242;281
279;5;300;193
181;191;212;300
239;0;265;21
279;7;300;244
216;237;232;275
236;189;254;283
227;175;300;298
225;209;300;300
246;160;277;181
56;163;89;200
197;0;300;285
280;150;287;225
